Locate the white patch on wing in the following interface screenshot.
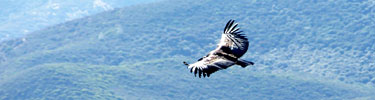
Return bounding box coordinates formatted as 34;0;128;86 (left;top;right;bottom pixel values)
188;60;207;69
218;34;228;46
188;58;235;73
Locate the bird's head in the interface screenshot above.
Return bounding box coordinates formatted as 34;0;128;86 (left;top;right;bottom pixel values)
183;61;189;66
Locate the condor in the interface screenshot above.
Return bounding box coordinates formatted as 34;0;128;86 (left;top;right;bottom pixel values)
183;20;254;78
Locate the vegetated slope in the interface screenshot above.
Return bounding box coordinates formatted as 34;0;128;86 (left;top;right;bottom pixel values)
0;0;374;99
0;59;372;99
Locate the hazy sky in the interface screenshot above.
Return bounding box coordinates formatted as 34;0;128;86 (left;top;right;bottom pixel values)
0;0;161;41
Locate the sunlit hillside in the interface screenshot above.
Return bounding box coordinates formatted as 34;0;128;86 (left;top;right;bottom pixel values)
0;0;160;41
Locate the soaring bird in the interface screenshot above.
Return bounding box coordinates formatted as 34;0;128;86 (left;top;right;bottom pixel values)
183;19;254;78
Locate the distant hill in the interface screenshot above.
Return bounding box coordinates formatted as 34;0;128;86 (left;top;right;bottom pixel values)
0;0;161;41
0;0;374;99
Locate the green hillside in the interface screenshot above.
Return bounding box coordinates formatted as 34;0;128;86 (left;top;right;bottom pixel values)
0;60;373;99
0;0;374;99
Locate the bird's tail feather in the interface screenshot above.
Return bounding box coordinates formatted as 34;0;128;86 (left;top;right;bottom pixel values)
236;59;254;68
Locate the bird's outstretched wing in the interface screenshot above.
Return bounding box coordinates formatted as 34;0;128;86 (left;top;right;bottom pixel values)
184;20;250;78
188;54;235;78
218;19;249;58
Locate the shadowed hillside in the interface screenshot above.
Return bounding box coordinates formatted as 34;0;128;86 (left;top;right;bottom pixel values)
0;0;374;99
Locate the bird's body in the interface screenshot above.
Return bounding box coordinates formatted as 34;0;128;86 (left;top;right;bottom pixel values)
183;20;254;78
